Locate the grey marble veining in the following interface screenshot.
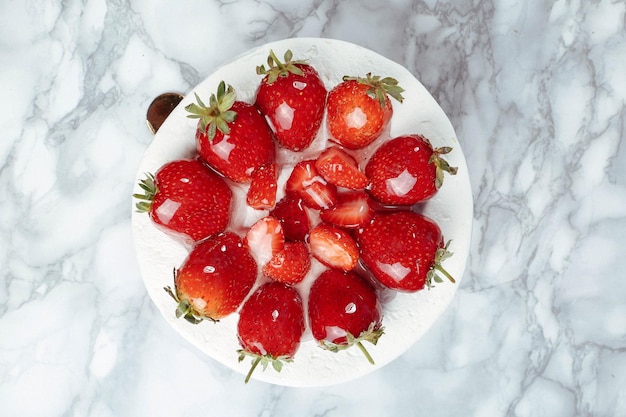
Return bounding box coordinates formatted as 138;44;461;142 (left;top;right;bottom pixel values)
1;0;625;416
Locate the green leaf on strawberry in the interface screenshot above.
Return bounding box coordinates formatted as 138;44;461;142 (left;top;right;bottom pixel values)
318;322;384;365
256;49;305;84
426;240;456;289
185;81;238;141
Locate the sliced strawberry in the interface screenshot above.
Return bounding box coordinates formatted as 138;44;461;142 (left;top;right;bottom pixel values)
315;147;368;189
319;191;375;229
244;216;285;267
286;160;337;210
270;196;311;242
308;223;359;271
247;163;278;210
263;241;311;284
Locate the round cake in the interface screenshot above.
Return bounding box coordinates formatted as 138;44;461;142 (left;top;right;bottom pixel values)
132;38;473;387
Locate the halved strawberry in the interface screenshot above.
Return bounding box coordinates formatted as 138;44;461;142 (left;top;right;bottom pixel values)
263;241;311;284
308;223;359;271
285;160;337;210
247;163;278;210
315;147;368;189
244;216;285;267
270;196;311;242
319;191;375;229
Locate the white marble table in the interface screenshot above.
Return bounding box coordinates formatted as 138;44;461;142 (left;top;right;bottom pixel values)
1;0;625;416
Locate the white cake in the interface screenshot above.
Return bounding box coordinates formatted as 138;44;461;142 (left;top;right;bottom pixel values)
132;38;473;387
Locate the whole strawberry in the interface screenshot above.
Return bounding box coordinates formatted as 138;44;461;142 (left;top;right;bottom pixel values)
164;232;257;323
134;158;232;244
308;269;383;364
326;73;404;149
365;134;457;205
186;81;275;183
237;281;305;383
356;211;455;292
255;49;327;151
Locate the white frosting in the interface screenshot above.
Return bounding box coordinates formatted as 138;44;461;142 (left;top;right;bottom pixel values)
131;38;473;387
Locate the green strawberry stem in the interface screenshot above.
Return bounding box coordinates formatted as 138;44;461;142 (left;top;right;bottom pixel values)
356;341;375;365
343;72;405;107
434;264;456;284
256;49;305;84
426;240;456;288
163;285;204;324
319;323;383;365
133;173;157;212
430;145;458;189
185;81;237;142
244;356;262;384
237;350;292;384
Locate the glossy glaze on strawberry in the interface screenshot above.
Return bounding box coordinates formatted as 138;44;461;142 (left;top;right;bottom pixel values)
270;196;311;242
319;190;375;229
365;134;457;205
255;49;327;151
356;211;455;292
247;163;278;210
315;146;369;190
134;158;232;244
237;281;305;383
263;241;311;284
326;73;404;149
186;81;275;183
285;160;338;210
308;269;383;364
308;223;359;272
165;232;257;323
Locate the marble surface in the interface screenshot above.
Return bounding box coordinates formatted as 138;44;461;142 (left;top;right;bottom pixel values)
1;0;625;415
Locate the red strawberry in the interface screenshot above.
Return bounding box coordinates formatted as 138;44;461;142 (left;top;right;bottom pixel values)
164;232;257;323
237;281;305;383
186;81;275;183
263;241;311;284
244;216;285;267
319;190;375;229
356;211;455;292
285;160;337;210
255;49;327;151
247;163;278;210
308;223;359;272
326;73;404;149
270;195;311;241
134;158;232;244
315;146;368;189
307;269;383;364
365;134;457;205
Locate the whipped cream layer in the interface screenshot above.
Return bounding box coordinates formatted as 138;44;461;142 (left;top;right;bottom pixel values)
132;38;473;387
